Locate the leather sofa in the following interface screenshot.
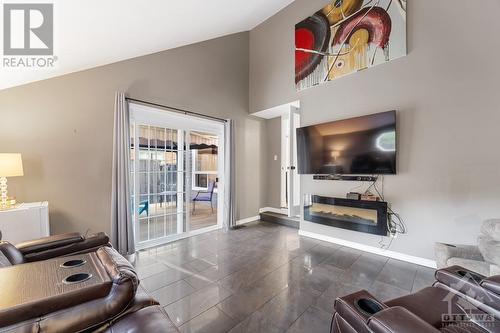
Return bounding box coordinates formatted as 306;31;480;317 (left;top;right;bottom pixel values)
434;265;500;321
0;237;179;333
0;232;110;266
98;305;179;333
331;266;500;333
0;305;179;333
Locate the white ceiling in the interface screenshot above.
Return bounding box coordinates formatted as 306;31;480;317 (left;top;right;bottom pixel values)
0;0;294;90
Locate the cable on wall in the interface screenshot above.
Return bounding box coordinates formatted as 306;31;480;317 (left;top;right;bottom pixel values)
361;176;407;249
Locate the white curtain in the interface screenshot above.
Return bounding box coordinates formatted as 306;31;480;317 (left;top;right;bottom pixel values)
223;119;236;230
110;92;135;254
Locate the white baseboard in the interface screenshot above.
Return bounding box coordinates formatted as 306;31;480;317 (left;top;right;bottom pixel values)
236;215;260;226
259;207;288;215
298;230;437;269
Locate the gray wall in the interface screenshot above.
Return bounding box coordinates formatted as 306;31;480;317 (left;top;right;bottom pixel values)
265;117;282;208
250;0;500;260
0;32;267;236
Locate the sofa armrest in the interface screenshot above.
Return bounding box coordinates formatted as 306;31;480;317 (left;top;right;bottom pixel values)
434;243;483;268
434;267;500;317
0;241;24;266
16;233;84;254
481;275;500;295
21;232;110;262
102;305;180;333
435;265;486;286
333;290;387;333
368;307;440;333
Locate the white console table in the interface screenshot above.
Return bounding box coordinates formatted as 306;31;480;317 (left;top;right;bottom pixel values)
0;202;50;244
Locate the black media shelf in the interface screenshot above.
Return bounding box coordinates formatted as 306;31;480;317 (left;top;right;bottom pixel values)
313;175;377;182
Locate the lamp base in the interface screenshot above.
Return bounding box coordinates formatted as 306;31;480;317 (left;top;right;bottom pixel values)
0;177;8;210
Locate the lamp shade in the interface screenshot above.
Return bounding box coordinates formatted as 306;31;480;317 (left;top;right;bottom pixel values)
0;154;24;177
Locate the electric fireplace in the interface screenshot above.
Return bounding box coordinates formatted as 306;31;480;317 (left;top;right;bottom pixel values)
303;195;388;236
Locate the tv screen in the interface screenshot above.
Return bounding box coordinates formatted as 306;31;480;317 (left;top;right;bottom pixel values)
297;111;397;175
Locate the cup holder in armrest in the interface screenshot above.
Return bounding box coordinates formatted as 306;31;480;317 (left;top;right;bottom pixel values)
63;273;92;284
60;259;86;268
355;298;384;316
457;270;484;283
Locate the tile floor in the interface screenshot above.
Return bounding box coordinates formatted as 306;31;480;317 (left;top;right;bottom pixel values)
133;221;436;333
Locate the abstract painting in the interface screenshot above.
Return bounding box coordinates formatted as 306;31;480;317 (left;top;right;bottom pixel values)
295;0;407;90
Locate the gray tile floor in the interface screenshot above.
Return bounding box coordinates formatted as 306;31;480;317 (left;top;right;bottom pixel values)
133;221;436;333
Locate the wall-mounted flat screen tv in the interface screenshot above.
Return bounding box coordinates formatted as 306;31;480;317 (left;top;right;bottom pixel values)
297;111;397;175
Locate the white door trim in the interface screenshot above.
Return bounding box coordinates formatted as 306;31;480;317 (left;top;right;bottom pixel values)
251;100;301;119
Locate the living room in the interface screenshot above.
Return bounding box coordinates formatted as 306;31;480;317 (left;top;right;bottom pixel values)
0;0;499;332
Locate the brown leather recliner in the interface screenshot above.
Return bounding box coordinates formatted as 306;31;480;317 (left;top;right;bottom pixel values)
0;246;179;333
0;233;180;333
331;267;500;333
98;305;180;333
0;232;110;266
434;265;500;320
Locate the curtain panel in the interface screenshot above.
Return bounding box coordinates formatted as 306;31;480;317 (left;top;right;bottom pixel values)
224;119;236;230
111;92;135;255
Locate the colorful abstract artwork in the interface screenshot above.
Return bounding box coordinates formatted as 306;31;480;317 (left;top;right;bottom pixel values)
295;0;407;91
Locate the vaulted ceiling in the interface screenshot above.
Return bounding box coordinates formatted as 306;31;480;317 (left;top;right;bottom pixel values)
0;0;294;90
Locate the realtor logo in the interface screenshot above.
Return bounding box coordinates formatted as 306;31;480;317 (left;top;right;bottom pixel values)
3;3;53;56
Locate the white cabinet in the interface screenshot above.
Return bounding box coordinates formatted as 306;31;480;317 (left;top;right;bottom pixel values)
0;202;50;244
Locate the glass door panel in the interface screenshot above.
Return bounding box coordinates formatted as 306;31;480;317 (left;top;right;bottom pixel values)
132;124;187;247
130;104;224;250
190;131;219;231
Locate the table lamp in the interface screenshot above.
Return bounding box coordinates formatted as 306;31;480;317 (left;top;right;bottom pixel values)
0;154;24;210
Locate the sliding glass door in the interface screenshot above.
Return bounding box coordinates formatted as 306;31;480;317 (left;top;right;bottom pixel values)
129;103;224;249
